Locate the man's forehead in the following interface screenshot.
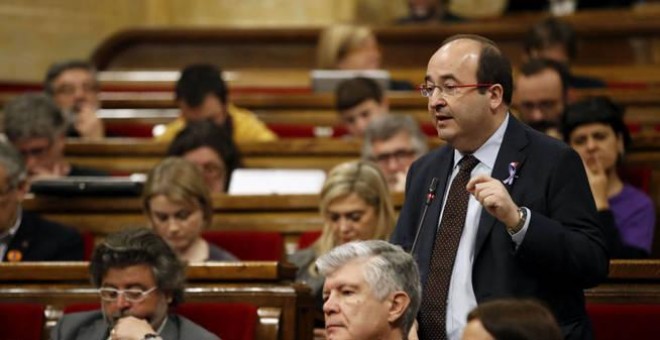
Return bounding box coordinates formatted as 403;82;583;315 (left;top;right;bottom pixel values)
427;40;481;80
54;68;95;84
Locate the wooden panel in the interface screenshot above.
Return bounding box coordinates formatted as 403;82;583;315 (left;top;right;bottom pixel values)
92;9;660;71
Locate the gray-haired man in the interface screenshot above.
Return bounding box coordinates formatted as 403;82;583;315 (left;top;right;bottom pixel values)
317;240;421;340
363;115;428;192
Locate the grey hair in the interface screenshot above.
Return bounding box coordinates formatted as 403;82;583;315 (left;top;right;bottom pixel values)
316;240;421;337
362;115;428;160
0;141;26;189
3;93;66;142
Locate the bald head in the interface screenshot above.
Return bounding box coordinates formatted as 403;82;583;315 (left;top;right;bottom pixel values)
424;35;513;152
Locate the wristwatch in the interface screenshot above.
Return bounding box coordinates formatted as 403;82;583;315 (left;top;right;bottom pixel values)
507;207;528;235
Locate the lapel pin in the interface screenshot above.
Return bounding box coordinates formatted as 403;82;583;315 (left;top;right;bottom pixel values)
502;161;519;186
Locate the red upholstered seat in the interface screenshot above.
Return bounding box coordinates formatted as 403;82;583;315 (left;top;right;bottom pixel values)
63;303;100;314
587;303;660;340
202;230;283;261
0;303;45;340
176;302;258;340
619;165;652;194
297;230;322;250
81;231;95;261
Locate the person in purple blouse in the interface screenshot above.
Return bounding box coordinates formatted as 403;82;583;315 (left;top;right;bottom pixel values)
562;97;655;258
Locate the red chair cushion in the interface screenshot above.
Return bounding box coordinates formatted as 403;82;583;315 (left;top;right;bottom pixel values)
202;230;283;261
297;230;322;250
587;303;660;340
175;302;258;340
0;303;45;340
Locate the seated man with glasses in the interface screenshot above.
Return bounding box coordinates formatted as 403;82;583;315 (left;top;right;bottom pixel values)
44;59;105;140
0;141;83;262
52;228;219;340
512;58;570;139
362;115;428;192
2;93;108;181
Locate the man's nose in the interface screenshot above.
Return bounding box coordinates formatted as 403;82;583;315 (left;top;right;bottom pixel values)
323;294;338;315
115;294;131;310
428;96;447;112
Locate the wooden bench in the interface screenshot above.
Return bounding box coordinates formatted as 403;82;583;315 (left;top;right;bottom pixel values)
1;261;658;339
92;8;660;71
92;89;660;134
23;193;405;255
0;262;313;340
64;138;368;173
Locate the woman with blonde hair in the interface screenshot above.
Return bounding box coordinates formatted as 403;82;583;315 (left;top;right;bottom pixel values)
288;160;396;325
316;24;382;70
142;157;237;262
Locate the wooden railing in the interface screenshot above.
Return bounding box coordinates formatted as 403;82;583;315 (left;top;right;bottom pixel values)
0;262;313;340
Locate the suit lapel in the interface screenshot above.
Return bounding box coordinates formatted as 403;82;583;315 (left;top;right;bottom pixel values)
474;116;529;260
4;216;32;262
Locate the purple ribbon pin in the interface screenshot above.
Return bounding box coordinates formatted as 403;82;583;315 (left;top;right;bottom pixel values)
503;161;519;185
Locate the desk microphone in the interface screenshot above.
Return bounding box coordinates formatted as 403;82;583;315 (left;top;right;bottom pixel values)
409;177;439;255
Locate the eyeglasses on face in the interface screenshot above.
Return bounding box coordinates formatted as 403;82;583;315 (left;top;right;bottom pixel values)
372;149;416;165
419;83;493;97
98;286;157;302
54;83;99;96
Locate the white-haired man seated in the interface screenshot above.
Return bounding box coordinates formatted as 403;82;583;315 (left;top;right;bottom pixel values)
317;240;421;340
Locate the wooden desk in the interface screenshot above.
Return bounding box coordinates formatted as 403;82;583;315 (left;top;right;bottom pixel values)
64;138;367;173
22;193;405;254
0;262;313;340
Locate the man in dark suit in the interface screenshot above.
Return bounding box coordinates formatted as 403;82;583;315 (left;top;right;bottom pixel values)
0;141;83;262
391;35;608;340
52;228;218;340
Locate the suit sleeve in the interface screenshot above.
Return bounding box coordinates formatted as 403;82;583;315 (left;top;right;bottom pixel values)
516;148;609;289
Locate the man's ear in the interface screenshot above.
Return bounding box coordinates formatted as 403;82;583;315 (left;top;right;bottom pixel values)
387;291;411;324
488;84;504;111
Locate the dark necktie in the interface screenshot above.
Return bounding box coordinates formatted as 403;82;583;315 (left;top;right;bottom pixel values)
419;154;479;340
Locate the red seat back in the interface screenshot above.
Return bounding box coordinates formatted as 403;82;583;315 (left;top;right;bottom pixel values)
297;230;322;250
587;303;660;339
0;303;45;340
63;302;257;340
202;230;283;261
176;302;258;340
63;303;100;314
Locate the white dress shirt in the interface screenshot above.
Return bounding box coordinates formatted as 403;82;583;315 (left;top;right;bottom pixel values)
439;114;531;339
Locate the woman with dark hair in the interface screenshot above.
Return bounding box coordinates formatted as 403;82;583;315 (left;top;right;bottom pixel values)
168;120;242;193
562;97;655;258
463;299;562;340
